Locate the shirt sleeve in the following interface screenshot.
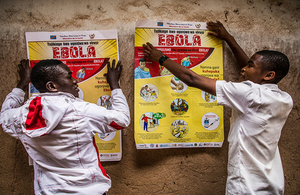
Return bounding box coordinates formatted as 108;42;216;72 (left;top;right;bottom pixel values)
216;80;255;115
1;88;25;112
83;88;130;134
0;88;26;139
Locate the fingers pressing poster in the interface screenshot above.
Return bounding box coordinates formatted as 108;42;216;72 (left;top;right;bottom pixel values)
26;30;122;161
134;20;224;149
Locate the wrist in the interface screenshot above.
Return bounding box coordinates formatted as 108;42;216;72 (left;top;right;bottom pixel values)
109;83;120;90
16;82;29;91
159;55;169;66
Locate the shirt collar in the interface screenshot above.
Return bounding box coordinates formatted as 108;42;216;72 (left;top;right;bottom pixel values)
35;92;77;99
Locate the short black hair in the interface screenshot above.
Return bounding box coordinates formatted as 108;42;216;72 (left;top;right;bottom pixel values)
139;58;145;63
256;50;290;83
30;59;63;92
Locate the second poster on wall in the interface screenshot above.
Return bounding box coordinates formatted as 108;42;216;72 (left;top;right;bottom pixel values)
134;20;224;149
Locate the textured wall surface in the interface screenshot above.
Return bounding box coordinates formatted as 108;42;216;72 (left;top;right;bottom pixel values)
0;0;299;194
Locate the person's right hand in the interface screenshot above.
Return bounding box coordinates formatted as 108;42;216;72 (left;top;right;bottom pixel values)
105;59;122;90
17;59;31;91
142;42;164;62
206;21;232;41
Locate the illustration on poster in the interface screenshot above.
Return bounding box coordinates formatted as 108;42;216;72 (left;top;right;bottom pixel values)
170;77;188;93
170;120;189;138
159;64;172;76
140;84;159;102
201;113;220;131
97;95;112;110
181;55;192;67
134;58;151;79
76;67;85;82
201;91;216;103
171;99;189;116
139;112;160;132
98;131;116;141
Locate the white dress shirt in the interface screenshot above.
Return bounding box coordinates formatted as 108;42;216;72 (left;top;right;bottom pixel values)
216;80;293;195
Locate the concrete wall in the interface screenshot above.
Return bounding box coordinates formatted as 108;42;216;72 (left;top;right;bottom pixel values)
0;0;299;194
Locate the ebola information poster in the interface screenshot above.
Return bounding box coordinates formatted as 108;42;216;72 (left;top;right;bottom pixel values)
26;30;122;161
134;20;224;149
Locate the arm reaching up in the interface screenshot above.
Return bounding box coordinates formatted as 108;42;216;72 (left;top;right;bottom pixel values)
207;21;249;69
143;42;217;96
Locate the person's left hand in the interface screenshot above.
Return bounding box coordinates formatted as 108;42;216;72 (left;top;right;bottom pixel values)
17;59;31;91
206;21;232;41
105;59;122;90
143;42;164;62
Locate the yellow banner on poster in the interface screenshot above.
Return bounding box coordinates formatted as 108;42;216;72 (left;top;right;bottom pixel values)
134;20;224;149
26;30;122;161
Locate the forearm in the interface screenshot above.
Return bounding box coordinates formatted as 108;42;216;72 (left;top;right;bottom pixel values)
224;35;249;69
16;80;29;91
162;59;216;95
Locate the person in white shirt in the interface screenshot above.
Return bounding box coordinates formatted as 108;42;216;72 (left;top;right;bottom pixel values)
142;21;293;195
0;59;130;195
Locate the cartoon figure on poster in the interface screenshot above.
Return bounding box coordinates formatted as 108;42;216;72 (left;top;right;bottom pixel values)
171;98;189;115
76;67;86;82
139;112;160;132
140;83;159;102
201;91;216;102
159;65;172;76
181;55;192;67
98;131;116;141
170;77;188;93
134;58;151;79
97;95;112;110
201;112;220;131
170;120;189;138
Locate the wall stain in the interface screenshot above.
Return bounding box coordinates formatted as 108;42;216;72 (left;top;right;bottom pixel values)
74;14;90;20
247;0;254;5
233;9;239;15
224;10;229;22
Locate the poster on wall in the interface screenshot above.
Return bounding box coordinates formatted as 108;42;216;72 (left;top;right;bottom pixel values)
134;20;224;149
26;30;122;161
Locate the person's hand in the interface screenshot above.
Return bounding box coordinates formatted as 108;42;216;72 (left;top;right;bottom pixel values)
16;59;31;91
105;59;122;90
206;21;232;41
142;42;164;62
